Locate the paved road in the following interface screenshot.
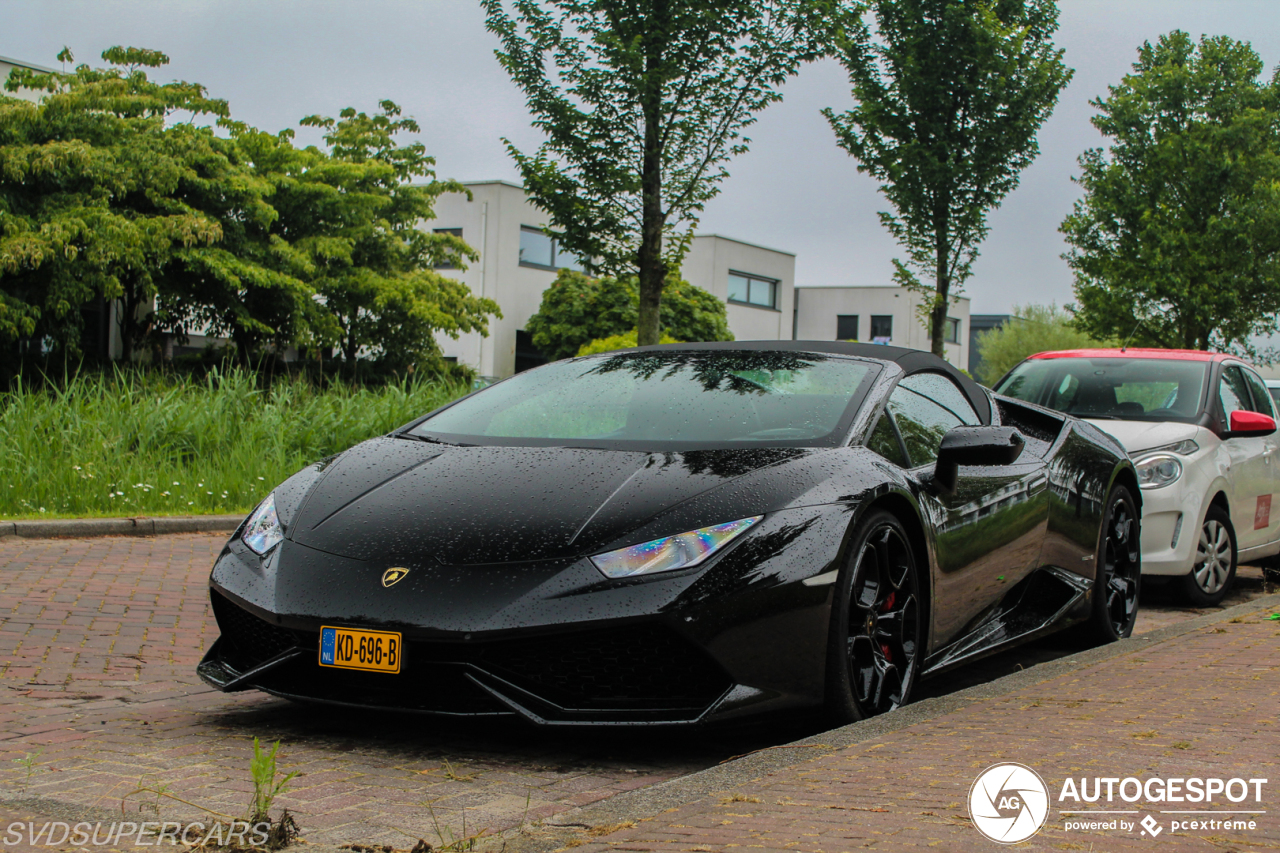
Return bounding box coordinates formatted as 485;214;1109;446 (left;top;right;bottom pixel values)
0;534;1274;849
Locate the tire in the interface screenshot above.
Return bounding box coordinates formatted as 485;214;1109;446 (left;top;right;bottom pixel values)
826;510;924;725
1080;484;1142;644
1180;505;1236;606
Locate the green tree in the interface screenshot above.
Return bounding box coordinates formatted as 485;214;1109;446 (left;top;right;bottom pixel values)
526;269;731;360
162;103;501;373
483;0;835;346
973;303;1109;384
282;102;499;374
823;0;1072;357
0;47;295;359
1062;31;1280;353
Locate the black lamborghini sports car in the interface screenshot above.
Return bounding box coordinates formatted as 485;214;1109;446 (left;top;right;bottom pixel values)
199;342;1141;725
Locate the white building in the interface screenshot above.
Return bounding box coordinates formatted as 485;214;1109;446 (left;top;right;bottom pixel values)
0;55;56;103
793;285;971;368
430;181;796;378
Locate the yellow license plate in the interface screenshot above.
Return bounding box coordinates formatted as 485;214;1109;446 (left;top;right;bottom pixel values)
319;626;402;674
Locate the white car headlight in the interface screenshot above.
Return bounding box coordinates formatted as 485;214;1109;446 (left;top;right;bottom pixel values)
591;516;762;579
242;492;284;555
1135;454;1182;490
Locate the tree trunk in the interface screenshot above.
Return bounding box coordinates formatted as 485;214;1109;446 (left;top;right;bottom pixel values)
344;334;359;380
635;2;668;348
931;236;950;358
117;282;146;363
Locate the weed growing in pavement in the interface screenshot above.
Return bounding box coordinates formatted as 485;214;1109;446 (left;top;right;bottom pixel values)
423;799;487;853
248;738;298;826
116;743;300;851
440;759;477;782
12;748;42;792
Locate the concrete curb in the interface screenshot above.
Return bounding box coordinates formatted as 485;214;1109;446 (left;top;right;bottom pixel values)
0;515;242;540
497;591;1280;853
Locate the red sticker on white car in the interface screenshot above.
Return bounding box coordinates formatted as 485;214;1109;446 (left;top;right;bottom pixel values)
1255;495;1272;530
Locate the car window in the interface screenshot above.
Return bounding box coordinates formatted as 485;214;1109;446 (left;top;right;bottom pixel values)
996;357;1208;422
1219;366;1252;418
865;412;908;467
1241;369;1275;417
413;350;877;448
887;372;980;467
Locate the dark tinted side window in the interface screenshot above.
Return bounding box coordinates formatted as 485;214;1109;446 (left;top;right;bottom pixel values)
866;412;908;467
887;372;980;467
1219;366;1252;418
1242;368;1275;417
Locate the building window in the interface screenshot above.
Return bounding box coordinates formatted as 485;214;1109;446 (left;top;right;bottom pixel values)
945;317;961;344
519;226;584;271
434;228;462;269
870;315;893;342
836;315;859;341
519;227;555;268
728;271;779;309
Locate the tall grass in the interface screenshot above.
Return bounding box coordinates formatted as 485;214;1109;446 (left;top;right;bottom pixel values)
0;368;469;519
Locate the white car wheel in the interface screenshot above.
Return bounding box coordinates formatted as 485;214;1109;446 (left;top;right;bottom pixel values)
1181;506;1236;606
1195;520;1232;594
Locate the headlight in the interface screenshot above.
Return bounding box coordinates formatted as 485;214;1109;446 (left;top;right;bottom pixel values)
591;516;762;579
1129;439;1198;459
242;492;284;555
1135;454;1182;490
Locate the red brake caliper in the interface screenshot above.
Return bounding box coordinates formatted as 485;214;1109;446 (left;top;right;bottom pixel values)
879;591;895;662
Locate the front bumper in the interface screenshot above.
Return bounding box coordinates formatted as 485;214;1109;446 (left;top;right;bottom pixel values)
1137;476;1207;576
199;505;851;725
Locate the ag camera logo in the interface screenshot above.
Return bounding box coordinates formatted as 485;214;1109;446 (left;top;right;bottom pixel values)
969;763;1050;843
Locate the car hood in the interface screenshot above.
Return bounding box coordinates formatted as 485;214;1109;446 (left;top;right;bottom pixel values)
1084;419;1202;455
285;437;814;564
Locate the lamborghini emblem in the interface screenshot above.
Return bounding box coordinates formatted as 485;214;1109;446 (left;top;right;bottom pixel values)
381;567;410;588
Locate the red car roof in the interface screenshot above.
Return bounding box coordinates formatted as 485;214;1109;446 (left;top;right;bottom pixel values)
1028;348;1234;362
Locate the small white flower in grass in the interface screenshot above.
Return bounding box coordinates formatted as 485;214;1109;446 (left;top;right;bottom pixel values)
257;476;265;481
188;501;194;505
116;491;124;496
207;491;213;495
72;465;81;471
173;481;180;486
38;507;45;513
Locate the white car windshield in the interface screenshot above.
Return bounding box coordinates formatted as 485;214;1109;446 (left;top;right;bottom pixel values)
410;350;878;448
995;357;1209;422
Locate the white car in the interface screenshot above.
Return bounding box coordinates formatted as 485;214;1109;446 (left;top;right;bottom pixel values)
995;349;1279;605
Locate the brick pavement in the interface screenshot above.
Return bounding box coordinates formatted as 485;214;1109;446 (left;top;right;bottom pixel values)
2;535;1277;852
546;605;1280;853
0;535;744;849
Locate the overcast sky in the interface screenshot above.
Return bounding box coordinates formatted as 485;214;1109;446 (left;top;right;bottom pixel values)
6;0;1280;315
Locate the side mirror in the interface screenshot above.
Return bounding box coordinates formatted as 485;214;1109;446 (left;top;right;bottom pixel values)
934;426;1025;494
1225;410;1277;439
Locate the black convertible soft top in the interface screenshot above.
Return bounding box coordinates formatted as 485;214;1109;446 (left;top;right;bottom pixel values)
630;339;992;424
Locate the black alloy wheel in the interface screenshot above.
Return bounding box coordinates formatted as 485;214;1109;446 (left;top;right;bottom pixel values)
827;510;923;723
1082;485;1141;643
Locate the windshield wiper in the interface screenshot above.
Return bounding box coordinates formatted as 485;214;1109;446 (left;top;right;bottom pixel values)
397;432;469;447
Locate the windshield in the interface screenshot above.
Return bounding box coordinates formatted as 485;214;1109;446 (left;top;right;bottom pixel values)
994;357;1208;422
409;350;879;448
